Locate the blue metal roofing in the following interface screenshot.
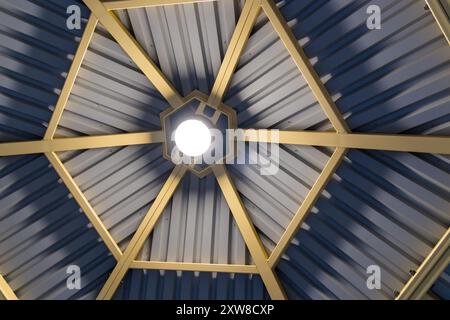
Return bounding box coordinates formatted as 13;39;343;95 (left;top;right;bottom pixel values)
0;0;448;300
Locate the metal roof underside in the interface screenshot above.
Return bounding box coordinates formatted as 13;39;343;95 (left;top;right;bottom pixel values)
0;0;449;300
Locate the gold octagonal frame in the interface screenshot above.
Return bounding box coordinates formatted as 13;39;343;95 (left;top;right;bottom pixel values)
0;0;449;301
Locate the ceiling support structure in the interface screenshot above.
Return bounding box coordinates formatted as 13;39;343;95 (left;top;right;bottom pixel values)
240;130;450;155
44;15;98;140
212;164;287;300
46;152;123;261
0;132;164;156
84;0;184;108
0;0;448;300
0;273;18;300
208;0;261;107
425;0;450;45
97;165;188;300
268;147;348;267
261;0;349;133
103;0;217;11
130;261;259;274
397;228;450;300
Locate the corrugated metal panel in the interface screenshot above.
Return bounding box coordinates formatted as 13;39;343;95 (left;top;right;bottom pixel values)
0;154;115;299
0;0;90;141
116;270;269;300
0;0;449;300
278;150;449;300
430;264;450;300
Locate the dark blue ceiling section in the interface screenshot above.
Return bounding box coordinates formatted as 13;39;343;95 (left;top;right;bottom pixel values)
0;0;89;141
115;269;269;300
278;149;449;300
0;154;115;299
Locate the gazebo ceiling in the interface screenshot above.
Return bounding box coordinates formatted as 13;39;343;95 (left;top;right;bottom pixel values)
0;0;449;300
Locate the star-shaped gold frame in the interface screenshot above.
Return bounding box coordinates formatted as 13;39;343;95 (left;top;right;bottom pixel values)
0;0;449;300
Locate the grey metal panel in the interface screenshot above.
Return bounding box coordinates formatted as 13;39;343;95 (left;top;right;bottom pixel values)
0;154;115;299
0;0;89;141
278;150;449;300
229;145;331;252
56;27;168;137
118;0;240;96
431;264;449;300
115;270;268;300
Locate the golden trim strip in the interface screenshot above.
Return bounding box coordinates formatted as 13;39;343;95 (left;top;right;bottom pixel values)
261;0;349;133
396;228;450;300
240;130;450;154
0;273;18;300
268;147;347;267
45;152;123;260
130;261;259;274
83;0;184;108
44;15;98;140
103;0;216;10
97;165;187;300
212;164;287;300
0;132;164;156
208;0;261;107
426;0;450;45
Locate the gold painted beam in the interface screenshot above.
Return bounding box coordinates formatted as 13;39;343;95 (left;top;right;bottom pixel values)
44;15;98;140
0;273;18;300
208;0;262;107
261;0;349;133
212;164;286;300
425;0;450;45
131;261;259;274
269;147;347;267
0;131;164;156
103;0;216;10
97;165;187;300
83;0;184;108
45;152;123;260
240;130;450;154
397;228;450;300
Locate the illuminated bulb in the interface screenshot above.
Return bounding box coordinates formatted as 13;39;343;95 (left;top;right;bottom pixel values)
174;119;211;157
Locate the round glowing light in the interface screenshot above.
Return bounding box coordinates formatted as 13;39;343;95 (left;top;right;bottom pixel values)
174;119;211;157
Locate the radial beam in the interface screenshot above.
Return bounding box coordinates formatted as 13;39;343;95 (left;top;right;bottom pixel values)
0;131;164;156
0;273;18;300
97;165;187;300
269;147;347;267
208;0;262;107
212;164;286;300
425;0;450;45
397;228;450;300
240;130;450;154
83;0;184;108
103;0;217;10
44;15;98;140
131;261;259;274
46;152;123;260
261;0;349;133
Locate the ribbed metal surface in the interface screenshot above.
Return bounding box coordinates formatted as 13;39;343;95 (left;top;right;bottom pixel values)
0;0;89;141
431;264;449;300
0;0;449;300
279;150;449;299
117;270;269;299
